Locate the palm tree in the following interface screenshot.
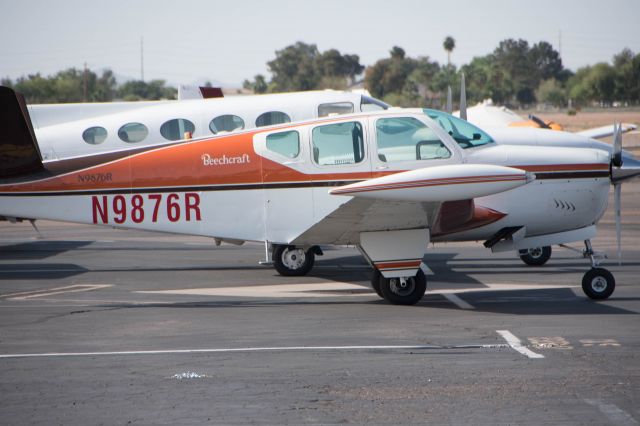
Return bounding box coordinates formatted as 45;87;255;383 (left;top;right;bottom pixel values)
443;36;456;67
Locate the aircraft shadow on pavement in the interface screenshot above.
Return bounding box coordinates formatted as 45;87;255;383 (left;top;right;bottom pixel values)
0;263;88;280
420;288;639;315
100;287;638;316
0;241;93;260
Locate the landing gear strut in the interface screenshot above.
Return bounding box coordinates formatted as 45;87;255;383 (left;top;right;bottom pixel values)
581;240;615;300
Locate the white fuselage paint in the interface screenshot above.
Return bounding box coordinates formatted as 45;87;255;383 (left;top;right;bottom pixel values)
0;111;613;248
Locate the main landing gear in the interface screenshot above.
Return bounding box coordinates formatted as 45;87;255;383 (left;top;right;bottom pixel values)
518;246;552;266
272;245;321;276
581;240;615;300
371;268;426;305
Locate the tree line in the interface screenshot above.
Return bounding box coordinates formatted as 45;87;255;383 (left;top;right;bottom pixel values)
1;68;176;103
3;38;639;108
250;40;640;109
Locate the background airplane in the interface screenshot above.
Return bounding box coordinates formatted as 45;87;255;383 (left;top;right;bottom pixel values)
28;89;389;162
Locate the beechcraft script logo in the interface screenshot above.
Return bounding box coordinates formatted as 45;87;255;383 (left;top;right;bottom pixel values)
201;153;251;166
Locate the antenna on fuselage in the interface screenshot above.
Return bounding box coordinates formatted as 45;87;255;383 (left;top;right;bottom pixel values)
459;72;467;120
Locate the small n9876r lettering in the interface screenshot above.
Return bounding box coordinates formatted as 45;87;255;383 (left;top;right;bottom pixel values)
78;173;113;183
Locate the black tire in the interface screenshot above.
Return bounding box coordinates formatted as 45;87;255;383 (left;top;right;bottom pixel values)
379;270;427;305
519;246;552;266
370;269;383;298
273;245;315;277
582;267;615;300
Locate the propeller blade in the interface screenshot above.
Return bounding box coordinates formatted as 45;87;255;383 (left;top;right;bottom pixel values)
446;86;452;114
613;122;623;167
614;183;622;265
459;73;467;120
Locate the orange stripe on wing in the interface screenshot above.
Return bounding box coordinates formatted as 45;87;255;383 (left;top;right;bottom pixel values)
374;260;422;270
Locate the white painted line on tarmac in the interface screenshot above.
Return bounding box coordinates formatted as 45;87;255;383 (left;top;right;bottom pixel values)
443;293;474;309
137;282;374;298
0;343;510;359
0;285;112;300
137;282;580;300
583;399;638;425
496;330;544;359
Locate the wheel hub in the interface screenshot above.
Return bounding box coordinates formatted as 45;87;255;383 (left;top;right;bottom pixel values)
590;276;607;293
282;248;306;270
528;247;543;258
389;277;415;296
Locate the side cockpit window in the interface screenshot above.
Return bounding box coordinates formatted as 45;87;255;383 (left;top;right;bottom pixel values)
318;102;354;117
266;131;300;158
312;121;364;166
376;117;450;162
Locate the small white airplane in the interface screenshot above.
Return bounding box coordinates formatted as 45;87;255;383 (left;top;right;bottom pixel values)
2;86;639;305
445;76;637;139
28;89;389;162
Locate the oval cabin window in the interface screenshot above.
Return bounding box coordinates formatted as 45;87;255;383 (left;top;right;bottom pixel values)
82;126;108;145
160;118;196;141
118;123;149;143
255;111;291;127
209;115;245;134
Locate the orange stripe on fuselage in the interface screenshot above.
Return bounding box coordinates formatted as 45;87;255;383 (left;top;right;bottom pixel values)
0;121;610;195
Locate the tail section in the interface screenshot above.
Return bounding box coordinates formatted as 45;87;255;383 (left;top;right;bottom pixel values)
0;86;44;179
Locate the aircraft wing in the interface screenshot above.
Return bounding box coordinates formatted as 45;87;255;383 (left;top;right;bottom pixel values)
292;164;533;246
577;123;637;140
292;198;437;246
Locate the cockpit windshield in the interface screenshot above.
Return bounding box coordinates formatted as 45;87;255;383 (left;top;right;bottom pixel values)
423;109;495;149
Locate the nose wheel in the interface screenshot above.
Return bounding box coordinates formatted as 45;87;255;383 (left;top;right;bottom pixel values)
582;268;615;300
581;240;615;300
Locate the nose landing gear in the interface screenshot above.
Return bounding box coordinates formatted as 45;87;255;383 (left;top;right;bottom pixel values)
582;240;615;300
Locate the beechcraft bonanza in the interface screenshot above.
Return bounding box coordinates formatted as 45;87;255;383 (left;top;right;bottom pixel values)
2;86;640;305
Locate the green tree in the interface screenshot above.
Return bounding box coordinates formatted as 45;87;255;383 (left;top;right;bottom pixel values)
365;47;442;106
443;36;455;67
613;48;640;103
264;42;363;92
492;39;537;105
243;74;268;94
535;79;566;107
529;41;564;81
118;79;176;101
267;42;320;92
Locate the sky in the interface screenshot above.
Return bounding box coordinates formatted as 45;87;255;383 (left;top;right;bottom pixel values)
1;0;639;87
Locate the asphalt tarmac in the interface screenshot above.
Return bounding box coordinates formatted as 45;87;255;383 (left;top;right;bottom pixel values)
1;186;639;425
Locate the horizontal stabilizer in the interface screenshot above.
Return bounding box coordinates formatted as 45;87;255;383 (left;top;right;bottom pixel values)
330;164;534;202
